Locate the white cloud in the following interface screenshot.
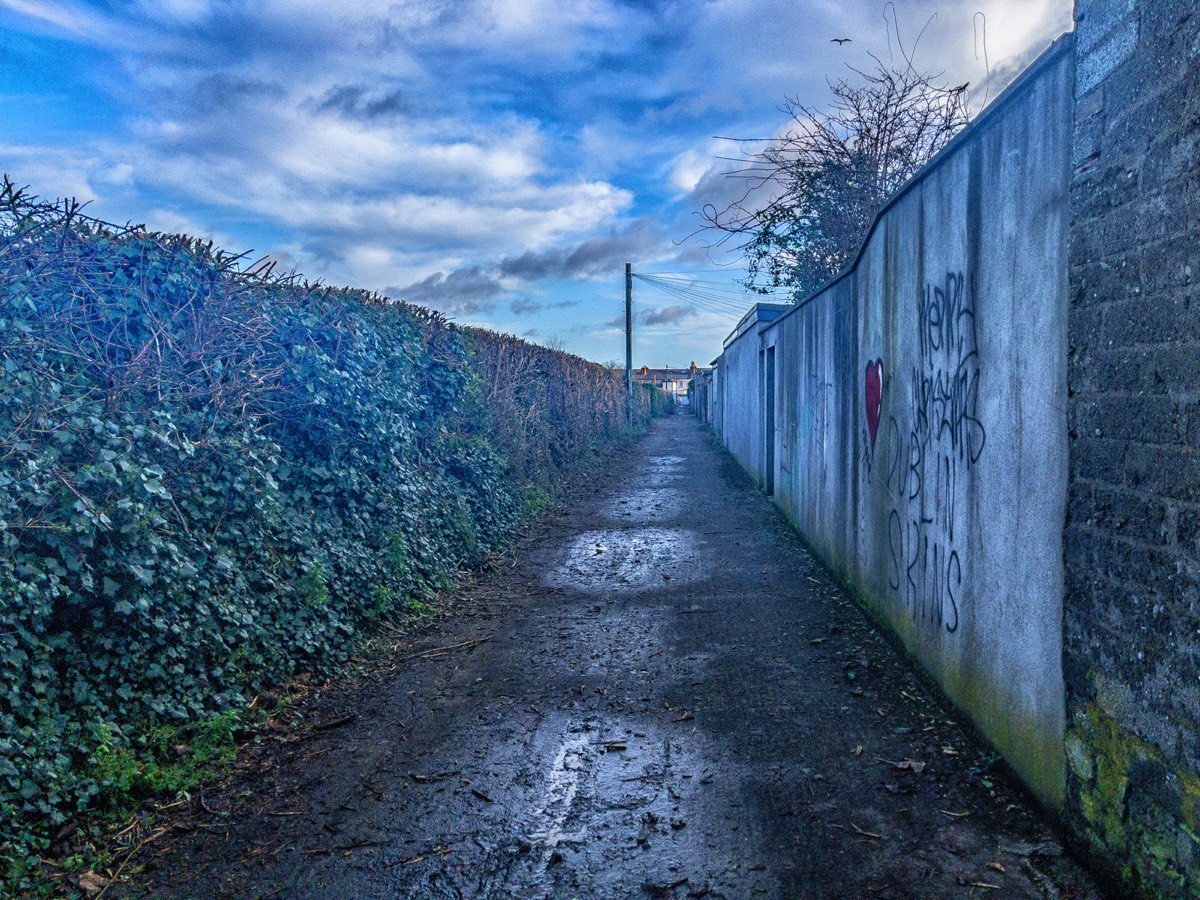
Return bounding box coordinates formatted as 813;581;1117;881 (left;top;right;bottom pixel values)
0;0;1074;365
667;147;710;196
0;0;131;44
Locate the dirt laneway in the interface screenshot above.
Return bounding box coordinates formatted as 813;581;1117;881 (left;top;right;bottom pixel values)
124;415;1102;899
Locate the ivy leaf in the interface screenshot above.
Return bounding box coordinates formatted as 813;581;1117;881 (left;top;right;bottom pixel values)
142;479;169;498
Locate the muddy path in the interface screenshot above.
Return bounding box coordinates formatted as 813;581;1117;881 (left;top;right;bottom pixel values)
122;415;1102;899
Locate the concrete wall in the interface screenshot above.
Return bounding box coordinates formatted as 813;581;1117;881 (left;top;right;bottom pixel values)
715;305;788;487
715;322;763;485
714;38;1074;806
692;370;716;426
1065;1;1200;892
705;364;715;439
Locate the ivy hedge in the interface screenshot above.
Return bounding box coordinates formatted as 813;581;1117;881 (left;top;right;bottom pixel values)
0;180;657;884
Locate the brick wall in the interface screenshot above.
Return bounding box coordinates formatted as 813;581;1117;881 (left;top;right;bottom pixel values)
1066;1;1200;892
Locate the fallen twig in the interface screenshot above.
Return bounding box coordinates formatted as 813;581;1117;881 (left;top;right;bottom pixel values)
409;770;459;783
303;839;379;856
399;636;491;661
95;826;170;899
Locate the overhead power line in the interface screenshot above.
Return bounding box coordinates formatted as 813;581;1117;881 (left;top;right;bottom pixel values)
631;272;792;321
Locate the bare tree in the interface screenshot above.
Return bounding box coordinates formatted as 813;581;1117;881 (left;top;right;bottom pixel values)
701;56;971;300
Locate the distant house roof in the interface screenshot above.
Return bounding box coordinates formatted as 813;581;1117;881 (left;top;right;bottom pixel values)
633;362;710;382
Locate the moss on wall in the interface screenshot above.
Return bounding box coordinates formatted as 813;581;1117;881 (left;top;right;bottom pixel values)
1065;703;1200;895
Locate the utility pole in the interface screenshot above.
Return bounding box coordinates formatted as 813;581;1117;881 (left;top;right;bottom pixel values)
625;262;633;426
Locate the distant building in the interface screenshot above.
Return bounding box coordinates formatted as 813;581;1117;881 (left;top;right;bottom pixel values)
691;365;717;425
632;362;707;406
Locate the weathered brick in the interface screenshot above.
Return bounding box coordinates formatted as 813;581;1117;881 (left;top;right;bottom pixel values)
1185;55;1200;122
1105;45;1189;127
1069;205;1135;270
1069;482;1172;545
1102;295;1200;347
1137;192;1179;245
1140;180;1200;252
1125;443;1200;501
1070;398;1098;435
1079;346;1200;398
1178;505;1200;553
1064;587;1115;657
1132;3;1200;79
1075;2;1138;97
1143;1;1199;53
1063;650;1096;707
1064;542;1103;595
1189;407;1200;448
1067;4;1200;884
1082;530;1176;598
1140;345;1200;395
1075;393;1181;443
1073;116;1105;170
1142;127;1200;194
1073;164;1141;220
1139;235;1200;297
1104;103;1156;165
1070;253;1142;309
1070;436;1127;482
1068;347;1142;395
1067;319;1104;380
1075;0;1136;54
1064;527;1096;585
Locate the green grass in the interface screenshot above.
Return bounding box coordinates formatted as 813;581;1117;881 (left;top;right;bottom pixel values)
91;710;244;815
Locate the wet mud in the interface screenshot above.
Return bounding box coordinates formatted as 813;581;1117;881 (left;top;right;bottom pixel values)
122;416;1103;899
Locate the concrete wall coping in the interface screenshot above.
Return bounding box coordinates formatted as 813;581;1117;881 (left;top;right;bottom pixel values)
722;302;791;349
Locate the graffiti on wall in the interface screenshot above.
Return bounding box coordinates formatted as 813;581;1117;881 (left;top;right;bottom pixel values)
861;358;884;480
882;270;986;634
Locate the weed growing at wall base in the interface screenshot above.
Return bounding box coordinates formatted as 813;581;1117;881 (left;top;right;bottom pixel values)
0;178;655;892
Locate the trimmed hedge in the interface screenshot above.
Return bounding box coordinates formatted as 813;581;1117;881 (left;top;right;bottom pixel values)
0;179;654;881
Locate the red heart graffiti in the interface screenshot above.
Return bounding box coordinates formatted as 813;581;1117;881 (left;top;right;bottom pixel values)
865;358;883;449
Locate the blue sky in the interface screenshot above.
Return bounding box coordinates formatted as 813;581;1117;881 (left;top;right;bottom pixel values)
0;0;1071;366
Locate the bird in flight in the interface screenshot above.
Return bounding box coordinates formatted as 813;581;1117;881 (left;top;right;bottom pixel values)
831;38;851;45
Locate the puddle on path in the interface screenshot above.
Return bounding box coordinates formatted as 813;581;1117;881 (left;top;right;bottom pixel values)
641;455;686;481
500;715;740;899
602;488;686;523
549;528;708;594
534;736;590;849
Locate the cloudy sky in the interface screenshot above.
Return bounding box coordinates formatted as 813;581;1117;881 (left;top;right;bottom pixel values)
0;0;1072;366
